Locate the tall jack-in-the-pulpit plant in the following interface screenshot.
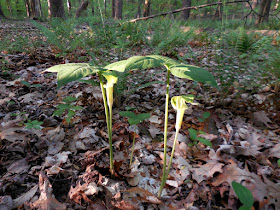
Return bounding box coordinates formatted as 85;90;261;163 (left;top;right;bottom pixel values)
44;64;118;176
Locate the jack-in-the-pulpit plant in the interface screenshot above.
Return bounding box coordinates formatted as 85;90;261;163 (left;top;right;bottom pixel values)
158;95;198;197
102;71;118;175
119;110;150;166
44;55;218;191
43;64;117;176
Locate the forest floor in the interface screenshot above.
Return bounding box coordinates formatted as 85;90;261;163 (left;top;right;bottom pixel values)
0;20;280;210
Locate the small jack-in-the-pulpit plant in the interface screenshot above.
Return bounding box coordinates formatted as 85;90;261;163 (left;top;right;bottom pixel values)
119;110;150;166
158;95;198;197
102;71;118;175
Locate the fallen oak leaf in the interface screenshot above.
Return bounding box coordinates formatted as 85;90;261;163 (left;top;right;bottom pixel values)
68;181;97;204
0;196;13;210
12;185;38;208
112;200;140;210
250;111;274;128
268;143;280;159
190;160;224;184
123;187;161;204
212;161;280;208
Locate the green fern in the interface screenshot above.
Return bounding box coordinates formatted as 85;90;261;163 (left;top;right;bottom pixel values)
235;27;254;53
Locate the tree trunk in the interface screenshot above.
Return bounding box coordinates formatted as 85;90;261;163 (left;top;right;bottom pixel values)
0;2;6;19
135;0;143;18
29;0;42;18
91;0;94;16
24;0;31;17
143;0;150;17
214;0;222;19
181;0;191;20
112;0;115;18
48;0;65;18
67;0;72;16
75;0;89;18
112;0;122;19
256;0;272;24
249;0;258;19
104;0;107;17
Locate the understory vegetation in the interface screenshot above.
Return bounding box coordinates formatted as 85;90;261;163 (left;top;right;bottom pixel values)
1;16;279;97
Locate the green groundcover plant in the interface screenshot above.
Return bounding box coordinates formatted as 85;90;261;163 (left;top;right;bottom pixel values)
119;110;150;166
232;181;254;210
53;96;83;124
44;55;218;196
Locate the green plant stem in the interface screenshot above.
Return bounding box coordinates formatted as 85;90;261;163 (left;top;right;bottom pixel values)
158;68;171;198
98;72;114;176
129;126;136;166
158;128;180;198
165;129;179;183
109;105;114;175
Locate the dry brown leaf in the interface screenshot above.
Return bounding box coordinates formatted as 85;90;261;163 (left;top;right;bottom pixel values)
31;172;66;210
68;182;92;204
7;158;29;174
44;126;65;142
251;111;273;128
12;185;38;208
45;151;71;167
190;160;224;184
268;143;280;159
0;196;13;210
18;91;43;104
212;161;280;208
112;200;140;210
123;187;161;204
0;127;29;142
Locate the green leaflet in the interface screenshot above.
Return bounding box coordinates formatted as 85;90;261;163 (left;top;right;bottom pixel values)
44;63;104;88
232;181;254;208
119;111;137;118
125;55;179;71
119;111;150;125
105;56;218;89
197;137;212;147
104;60;128;72
104;55;180;72
170;64;218;88
202;112;211;119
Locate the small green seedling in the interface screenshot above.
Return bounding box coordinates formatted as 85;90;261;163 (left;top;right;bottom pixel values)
6;101;16;105
10;111;28;126
53;96;83;124
21;80;42;88
119;110;150;166
25;120;43;130
232;181;254;210
188;128;212;147
198;111;210;123
277;159;280;167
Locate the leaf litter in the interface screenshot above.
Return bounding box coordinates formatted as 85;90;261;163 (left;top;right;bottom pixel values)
0;21;280;209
